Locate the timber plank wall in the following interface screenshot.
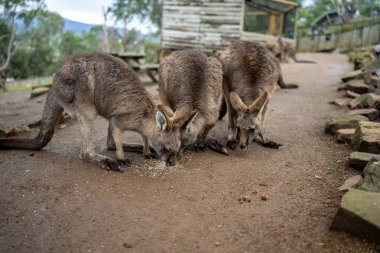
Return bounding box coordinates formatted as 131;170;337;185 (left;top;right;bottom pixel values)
161;0;243;52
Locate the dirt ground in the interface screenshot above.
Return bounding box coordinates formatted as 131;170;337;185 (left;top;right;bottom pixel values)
0;53;379;253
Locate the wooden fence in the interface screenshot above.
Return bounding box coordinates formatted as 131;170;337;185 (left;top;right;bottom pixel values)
297;19;380;52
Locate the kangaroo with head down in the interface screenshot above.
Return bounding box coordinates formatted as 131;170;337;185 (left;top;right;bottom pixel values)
0;53;193;170
158;49;227;155
277;37;316;64
217;40;283;150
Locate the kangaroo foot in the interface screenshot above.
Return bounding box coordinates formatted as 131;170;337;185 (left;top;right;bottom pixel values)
261;140;282;149
193;143;207;152
144;152;159;160
103;158;130;172
226;139;238;150
204;138;228;155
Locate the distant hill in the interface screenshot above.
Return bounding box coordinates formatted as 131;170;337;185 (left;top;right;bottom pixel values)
63;18;97;34
62;18;160;43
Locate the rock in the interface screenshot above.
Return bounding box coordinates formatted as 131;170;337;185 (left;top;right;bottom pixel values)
0;124;13;137
349;93;380;109
335;128;355;143
347;80;374;94
341;70;371;83
260;195;267;201
352;121;380;153
339;175;364;191
369;76;380;88
349;151;380;170
331;98;352;107
325;115;369;135
331;188;380;243
337;83;348;91
359;159;380;192
30;87;50;98
363;58;380;74
346;90;360;98
348;108;379;121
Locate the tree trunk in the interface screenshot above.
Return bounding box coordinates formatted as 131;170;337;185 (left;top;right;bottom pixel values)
102;7;110;52
0;14;16;72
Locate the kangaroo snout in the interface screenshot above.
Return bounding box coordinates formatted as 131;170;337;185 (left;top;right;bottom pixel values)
165;154;177;167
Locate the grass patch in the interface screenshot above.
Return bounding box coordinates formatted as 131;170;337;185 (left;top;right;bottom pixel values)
0;82;51;95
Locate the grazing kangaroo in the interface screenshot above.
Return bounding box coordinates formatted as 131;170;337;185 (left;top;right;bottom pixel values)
0;53;193;170
278;37;316;64
217;40;283;150
158;49;227;155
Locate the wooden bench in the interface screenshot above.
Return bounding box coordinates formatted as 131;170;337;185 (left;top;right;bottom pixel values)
111;53;159;83
139;64;159;83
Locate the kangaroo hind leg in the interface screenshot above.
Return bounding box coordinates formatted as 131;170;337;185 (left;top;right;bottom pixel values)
78;110;128;171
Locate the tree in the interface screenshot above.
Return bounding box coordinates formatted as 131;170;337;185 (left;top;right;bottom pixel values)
109;0;161;53
0;0;44;86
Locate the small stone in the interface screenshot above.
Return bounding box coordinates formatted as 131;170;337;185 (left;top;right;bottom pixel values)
339;175;364;191
352;121;380;154
331;189;380;243
260;195;267;201
349;151;380;170
337;83;348;91
359;159;380;192
123;243;132;249
335;128;355;143
325;115;368;135
331;98;351;107
346;90;360;98
349;108;379;121
347;80;374;94
215;241;220;246
369;76;380;88
29;152;34;157
349;93;380;109
341;70;371;83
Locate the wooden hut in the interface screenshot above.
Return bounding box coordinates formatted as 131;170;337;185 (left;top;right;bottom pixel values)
160;0;299;53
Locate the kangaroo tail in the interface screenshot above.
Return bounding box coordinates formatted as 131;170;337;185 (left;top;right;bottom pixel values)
278;73;298;89
0;88;64;150
292;56;316;64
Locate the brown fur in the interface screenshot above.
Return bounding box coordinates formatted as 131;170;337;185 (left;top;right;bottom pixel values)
0;53;192;170
158;49;224;152
217;40;282;149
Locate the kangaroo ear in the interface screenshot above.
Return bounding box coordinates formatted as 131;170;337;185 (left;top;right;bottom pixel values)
249;92;269;114
157;104;174;118
230;92;247;112
173;102;193;126
156;111;168;131
182;110;199;130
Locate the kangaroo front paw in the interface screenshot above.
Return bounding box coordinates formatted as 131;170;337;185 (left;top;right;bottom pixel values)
262;140;282;149
226;140;238;150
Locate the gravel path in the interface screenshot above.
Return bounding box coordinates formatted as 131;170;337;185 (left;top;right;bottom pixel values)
0;53;379;253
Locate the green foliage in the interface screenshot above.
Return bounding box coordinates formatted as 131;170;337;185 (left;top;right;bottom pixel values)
59;30;102;62
143;40;159;64
360;0;380;17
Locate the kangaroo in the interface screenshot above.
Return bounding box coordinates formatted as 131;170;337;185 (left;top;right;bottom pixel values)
158;49;227;155
217;40;283;150
0;53;194;170
278;37;316;64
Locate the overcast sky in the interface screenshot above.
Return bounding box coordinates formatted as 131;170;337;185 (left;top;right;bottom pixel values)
45;0;314;31
44;0;154;33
